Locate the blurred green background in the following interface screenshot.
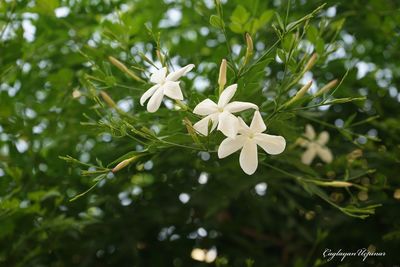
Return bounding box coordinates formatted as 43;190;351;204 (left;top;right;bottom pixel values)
1;0;399;266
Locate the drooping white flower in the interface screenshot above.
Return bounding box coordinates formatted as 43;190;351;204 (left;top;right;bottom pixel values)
193;84;258;138
218;111;286;175
140;64;195;113
298;124;333;165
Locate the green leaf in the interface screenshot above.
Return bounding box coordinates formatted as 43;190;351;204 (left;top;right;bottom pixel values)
210;15;225;29
230;5;250;25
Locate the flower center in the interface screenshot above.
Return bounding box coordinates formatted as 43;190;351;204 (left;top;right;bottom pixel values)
218;107;224;113
249;133;254;139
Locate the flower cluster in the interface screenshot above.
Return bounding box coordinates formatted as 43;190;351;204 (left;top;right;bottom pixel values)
139;59;287;175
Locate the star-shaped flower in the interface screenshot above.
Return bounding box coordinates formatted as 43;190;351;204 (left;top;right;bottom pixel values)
193;84;258;138
218;111;286;175
298;124;333;165
140;64;195;113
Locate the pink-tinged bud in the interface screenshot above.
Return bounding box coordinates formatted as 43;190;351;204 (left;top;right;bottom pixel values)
218;59;227;91
285;81;313;106
244;33;253;65
99;91;117;108
304;53;318;72
315;79;338;97
112;156;137;173
318;181;353;188
108;56;144;82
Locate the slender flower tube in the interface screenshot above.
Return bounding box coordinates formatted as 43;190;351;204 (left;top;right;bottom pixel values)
140;64;195;113
193;84;258;138
218;111;286;175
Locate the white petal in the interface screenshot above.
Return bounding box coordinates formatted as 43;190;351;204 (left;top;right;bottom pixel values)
301;147;316;165
237;117;251;134
304;124;316;140
193;114;218;136
224;101;258;113
140;84;160;106
146;87;164;113
316;146;333;163
254;133;286;155
193;99;218;116
218;135;246;158
217;111;239;138
166;64;195;81
317;131;329;146
150;67;167;84
250;111;266;133
163;81;183;100
239;140;258;175
217;84;237;108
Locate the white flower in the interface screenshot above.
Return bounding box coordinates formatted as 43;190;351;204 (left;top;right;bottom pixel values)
298;124;333;165
140;64;195;113
218;111;286;175
193;84;258;138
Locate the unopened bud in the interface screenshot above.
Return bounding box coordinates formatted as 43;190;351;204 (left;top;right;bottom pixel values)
244;33;253;65
72;89;81;99
319;181;353;188
108;56;144;82
285;81;312;106
315;79;338;97
218;59;227;93
156;50;165;66
112;156;138;173
99;91;117;108
304;53;318;72
394;189;400;200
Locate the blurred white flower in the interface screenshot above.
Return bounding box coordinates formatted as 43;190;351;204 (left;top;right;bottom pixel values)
191;247;217;263
298;124;333;165
193;84;258;138
140;64;194;112
218;111;286;175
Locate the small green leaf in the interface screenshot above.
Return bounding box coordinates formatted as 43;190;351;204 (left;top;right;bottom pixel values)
230;5;250;25
210;15;225;29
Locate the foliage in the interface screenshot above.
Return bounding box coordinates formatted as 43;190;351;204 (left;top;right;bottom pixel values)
1;0;399;266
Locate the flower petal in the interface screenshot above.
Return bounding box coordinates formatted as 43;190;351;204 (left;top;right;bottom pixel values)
150;67;167;84
146;87;164;113
166;64;195;81
193;99;218;116
217;84;237;108
140;84;160;106
304;124;316;140
301;147;316;165
218;135;246;158
217;111;239;138
254;133;286;155
316;146;333;163
193;114;218;136
317;131;329;146
239;140;258;175
163;81;183;100
250;111;266;133
224;101;258;113
237;117;251;134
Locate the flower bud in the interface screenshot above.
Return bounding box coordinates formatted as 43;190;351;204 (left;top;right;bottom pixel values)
285;81;312;106
218;59;227;93
112;156;138;173
72;89;81;99
156;50;165;66
304;53;318;72
315;79;338;97
319;181;353;188
99;91;117;108
108;56;144;82
244;33;253;65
